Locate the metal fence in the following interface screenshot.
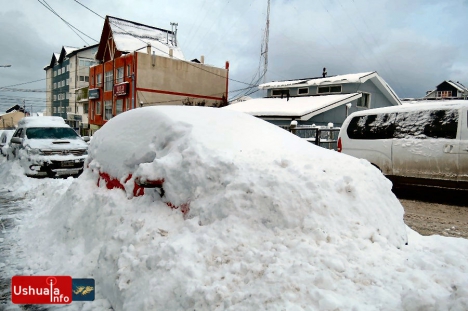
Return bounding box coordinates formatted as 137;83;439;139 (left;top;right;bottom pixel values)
281;124;341;151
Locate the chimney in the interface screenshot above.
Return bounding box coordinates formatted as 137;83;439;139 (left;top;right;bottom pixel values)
200;55;205;64
169;49;173;58
147;44;151;54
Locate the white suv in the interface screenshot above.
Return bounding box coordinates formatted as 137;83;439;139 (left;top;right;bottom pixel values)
8;116;89;177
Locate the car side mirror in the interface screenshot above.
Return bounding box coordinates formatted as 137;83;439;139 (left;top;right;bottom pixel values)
10;137;23;144
82;136;90;142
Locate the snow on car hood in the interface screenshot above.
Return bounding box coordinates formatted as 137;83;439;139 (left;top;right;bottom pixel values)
88;106;407;248
24;137;88;150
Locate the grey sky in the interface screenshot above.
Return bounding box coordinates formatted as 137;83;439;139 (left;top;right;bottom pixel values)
1;0;467;112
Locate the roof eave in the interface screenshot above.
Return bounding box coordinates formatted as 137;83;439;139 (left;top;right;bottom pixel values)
299;93;362;121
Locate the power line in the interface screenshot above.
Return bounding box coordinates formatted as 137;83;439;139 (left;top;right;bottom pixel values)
37;0;96;45
73;0;257;87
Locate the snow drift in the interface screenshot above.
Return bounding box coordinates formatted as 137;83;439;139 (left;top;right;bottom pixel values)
2;106;467;311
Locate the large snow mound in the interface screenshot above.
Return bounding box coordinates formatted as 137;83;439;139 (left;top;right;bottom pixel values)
88;106;407;248
4;107;467;310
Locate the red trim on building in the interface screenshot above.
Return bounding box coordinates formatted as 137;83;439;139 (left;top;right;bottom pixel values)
225;61;230;100
136;87;224;101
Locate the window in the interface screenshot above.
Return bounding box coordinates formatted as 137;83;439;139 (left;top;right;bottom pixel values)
53;95;57;101
357;93;371;108
298;88;309;95
96;73;102;86
116;67;124;84
347;109;459;140
80;76;85;82
127;65;131;77
95;102;102;115
53;82;57;89
116;99;123;115
318;85;342;94
271;89;282;97
85;76;89;82
79;59;96;67
126;98;131;111
53;71;57;77
66;78;69;85
84;103;88;114
89;102;94;119
436;91;452;98
104;100;112;120
53;107;57;113
105;71;113;91
66;64;70;72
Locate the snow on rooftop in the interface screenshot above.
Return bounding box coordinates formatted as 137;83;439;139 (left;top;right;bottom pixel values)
63;46;78;55
259;72;375;89
354;100;468;115
447;80;468;93
109;17;185;60
1;106;468;310
224;93;361;119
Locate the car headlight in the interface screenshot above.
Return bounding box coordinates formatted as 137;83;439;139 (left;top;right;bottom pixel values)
27;147;44;155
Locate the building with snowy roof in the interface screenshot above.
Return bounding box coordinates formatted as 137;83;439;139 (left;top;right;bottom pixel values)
424;80;468;100
88;16;229;133
44;44;99;135
224;71;401;128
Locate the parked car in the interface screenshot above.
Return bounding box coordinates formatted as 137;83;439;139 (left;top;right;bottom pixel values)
8;116;89;177
338;100;468;190
0;129;15;156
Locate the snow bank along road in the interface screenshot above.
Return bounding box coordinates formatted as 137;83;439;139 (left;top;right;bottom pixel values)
0;103;468;311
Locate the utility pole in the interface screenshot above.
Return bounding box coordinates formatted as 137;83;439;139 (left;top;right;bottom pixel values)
261;0;270;85
23;99;26;117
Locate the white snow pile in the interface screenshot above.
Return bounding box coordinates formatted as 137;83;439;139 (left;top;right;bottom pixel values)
0;106;467;311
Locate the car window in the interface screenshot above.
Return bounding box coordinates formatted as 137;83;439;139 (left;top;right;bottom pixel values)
347;113;396;140
394;109;458;139
347;109;458;140
13;129;22;138
25;127;79;139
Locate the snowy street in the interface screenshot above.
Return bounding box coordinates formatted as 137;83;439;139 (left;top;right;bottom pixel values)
0;107;467;310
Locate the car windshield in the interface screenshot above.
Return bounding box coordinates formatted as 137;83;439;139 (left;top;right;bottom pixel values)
25;127;79;139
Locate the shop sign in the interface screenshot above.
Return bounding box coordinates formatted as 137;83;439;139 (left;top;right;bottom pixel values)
114;82;128;96
88;89;100;99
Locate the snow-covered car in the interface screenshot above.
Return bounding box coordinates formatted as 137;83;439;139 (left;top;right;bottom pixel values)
87;106;408;244
338;100;467;189
0;129;15;156
8;116;89;177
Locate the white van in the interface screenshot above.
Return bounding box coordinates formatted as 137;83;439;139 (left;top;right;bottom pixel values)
338;101;468;190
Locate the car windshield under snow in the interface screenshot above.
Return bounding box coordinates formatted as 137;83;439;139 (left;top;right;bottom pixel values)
25;127;79;139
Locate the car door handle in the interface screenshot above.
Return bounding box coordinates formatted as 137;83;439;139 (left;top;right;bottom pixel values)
444;144;454;153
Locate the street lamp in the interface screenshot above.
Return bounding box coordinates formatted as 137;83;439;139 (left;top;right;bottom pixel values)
0;65;11;67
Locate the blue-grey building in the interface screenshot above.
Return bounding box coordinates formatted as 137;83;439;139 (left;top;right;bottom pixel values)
44;44;99;134
225;72;401;128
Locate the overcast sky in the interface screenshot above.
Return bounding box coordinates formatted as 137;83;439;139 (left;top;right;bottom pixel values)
1;0;468;112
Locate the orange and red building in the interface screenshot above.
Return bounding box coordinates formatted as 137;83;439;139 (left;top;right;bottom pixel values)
88;16;229;133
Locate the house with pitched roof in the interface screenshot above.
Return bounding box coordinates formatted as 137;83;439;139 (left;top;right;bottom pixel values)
224;71;401;128
44;44;99;134
88;16;229;132
424;80;468;100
